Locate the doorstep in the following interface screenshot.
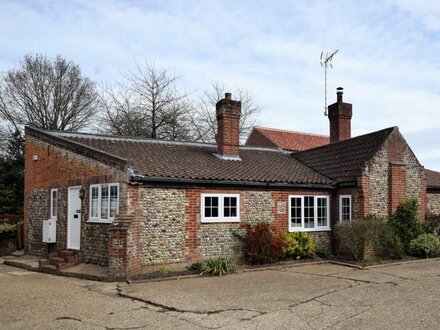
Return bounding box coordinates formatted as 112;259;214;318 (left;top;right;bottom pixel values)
2;254;117;282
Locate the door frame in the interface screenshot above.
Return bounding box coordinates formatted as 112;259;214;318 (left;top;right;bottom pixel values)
67;186;82;250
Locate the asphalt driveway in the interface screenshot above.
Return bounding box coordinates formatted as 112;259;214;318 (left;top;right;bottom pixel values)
1;258;440;329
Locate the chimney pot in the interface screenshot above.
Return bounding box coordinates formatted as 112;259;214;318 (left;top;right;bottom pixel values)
225;92;232;100
337;87;343;103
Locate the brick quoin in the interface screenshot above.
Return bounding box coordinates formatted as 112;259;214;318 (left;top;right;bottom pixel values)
389;162;407;215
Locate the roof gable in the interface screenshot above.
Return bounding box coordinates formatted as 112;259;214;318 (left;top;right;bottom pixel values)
293;127;396;183
246;126;329;151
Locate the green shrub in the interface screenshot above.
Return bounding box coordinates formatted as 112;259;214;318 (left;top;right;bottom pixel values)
0;223;16;234
389;199;423;252
334;220;368;261
409;234;440;258
275;231;316;259
424;213;440;238
372;223;404;259
200;257;236;276
335;217;403;261
238;222;287;264
275;231;298;256
291;232;316;259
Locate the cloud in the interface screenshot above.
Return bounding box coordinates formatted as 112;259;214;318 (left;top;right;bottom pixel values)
1;0;439;169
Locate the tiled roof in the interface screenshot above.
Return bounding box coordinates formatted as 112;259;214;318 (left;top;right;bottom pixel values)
28;128;333;187
426;169;440;188
246;126;329;151
293;127;395;183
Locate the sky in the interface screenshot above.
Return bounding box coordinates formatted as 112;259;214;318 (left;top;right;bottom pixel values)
0;0;440;169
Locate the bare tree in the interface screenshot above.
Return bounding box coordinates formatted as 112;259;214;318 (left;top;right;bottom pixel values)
0;54;98;132
191;82;262;143
101;60;192;140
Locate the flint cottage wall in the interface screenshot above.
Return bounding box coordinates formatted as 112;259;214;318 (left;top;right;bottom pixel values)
125;186;333;267
427;193;440;215
364;130;426;219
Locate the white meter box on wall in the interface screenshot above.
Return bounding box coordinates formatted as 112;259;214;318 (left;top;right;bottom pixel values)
42;219;56;243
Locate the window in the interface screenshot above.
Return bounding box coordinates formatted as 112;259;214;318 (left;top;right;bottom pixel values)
201;194;240;223
339;195;352;222
89;183;119;223
50;188;58;219
288;195;330;232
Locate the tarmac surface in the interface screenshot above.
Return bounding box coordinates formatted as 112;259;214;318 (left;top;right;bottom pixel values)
1;258;440;329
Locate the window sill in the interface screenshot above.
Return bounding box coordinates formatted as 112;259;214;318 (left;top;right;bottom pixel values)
288;228;331;232
201;219;240;224
87;219;114;224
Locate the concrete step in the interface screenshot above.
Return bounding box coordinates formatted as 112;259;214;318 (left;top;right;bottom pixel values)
40;264;57;271
59;250;75;258
38;259;49;268
65;255;76;264
56;262;73;271
50;257;65;266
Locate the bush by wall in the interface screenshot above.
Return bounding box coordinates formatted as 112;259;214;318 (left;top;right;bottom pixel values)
238;222;287;265
276;231;316;259
409;234;440;258
424;213;440;238
334;217;403;261
389;199;423;252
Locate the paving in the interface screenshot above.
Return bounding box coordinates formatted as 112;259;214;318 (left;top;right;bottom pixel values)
1;258;440;329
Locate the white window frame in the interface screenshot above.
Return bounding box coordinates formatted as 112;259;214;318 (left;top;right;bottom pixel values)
50;188;58;220
88;183;119;223
288;195;330;232
339;195;352;222
201;193;240;223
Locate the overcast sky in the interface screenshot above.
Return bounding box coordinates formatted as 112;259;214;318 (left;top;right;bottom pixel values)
1;0;439;169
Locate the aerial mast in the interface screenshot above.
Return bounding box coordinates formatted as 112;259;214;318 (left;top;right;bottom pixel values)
320;49;339;116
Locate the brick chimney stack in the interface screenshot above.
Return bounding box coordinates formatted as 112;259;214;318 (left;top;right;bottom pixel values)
216;93;241;159
328;87;352;143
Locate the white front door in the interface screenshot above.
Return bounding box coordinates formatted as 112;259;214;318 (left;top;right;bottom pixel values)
67;187;82;250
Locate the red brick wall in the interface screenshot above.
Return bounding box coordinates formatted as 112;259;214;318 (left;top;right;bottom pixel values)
217;113;240;156
389;162;407;215
24;135;126;265
329;115;351;143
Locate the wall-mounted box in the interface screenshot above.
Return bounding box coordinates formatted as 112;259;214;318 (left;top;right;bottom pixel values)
42;219;56;243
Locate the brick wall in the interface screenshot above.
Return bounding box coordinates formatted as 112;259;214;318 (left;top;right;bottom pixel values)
25;135;126;266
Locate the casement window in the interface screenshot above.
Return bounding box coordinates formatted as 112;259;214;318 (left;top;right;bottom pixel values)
288;195;330;232
339;195;352;222
89;183;119;223
201;194;240;223
50;188;58;220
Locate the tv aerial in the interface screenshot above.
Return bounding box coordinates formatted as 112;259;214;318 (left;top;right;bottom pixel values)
320;49;339;116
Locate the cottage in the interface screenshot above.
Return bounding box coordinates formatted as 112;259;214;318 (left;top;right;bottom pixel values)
24;88;438;278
